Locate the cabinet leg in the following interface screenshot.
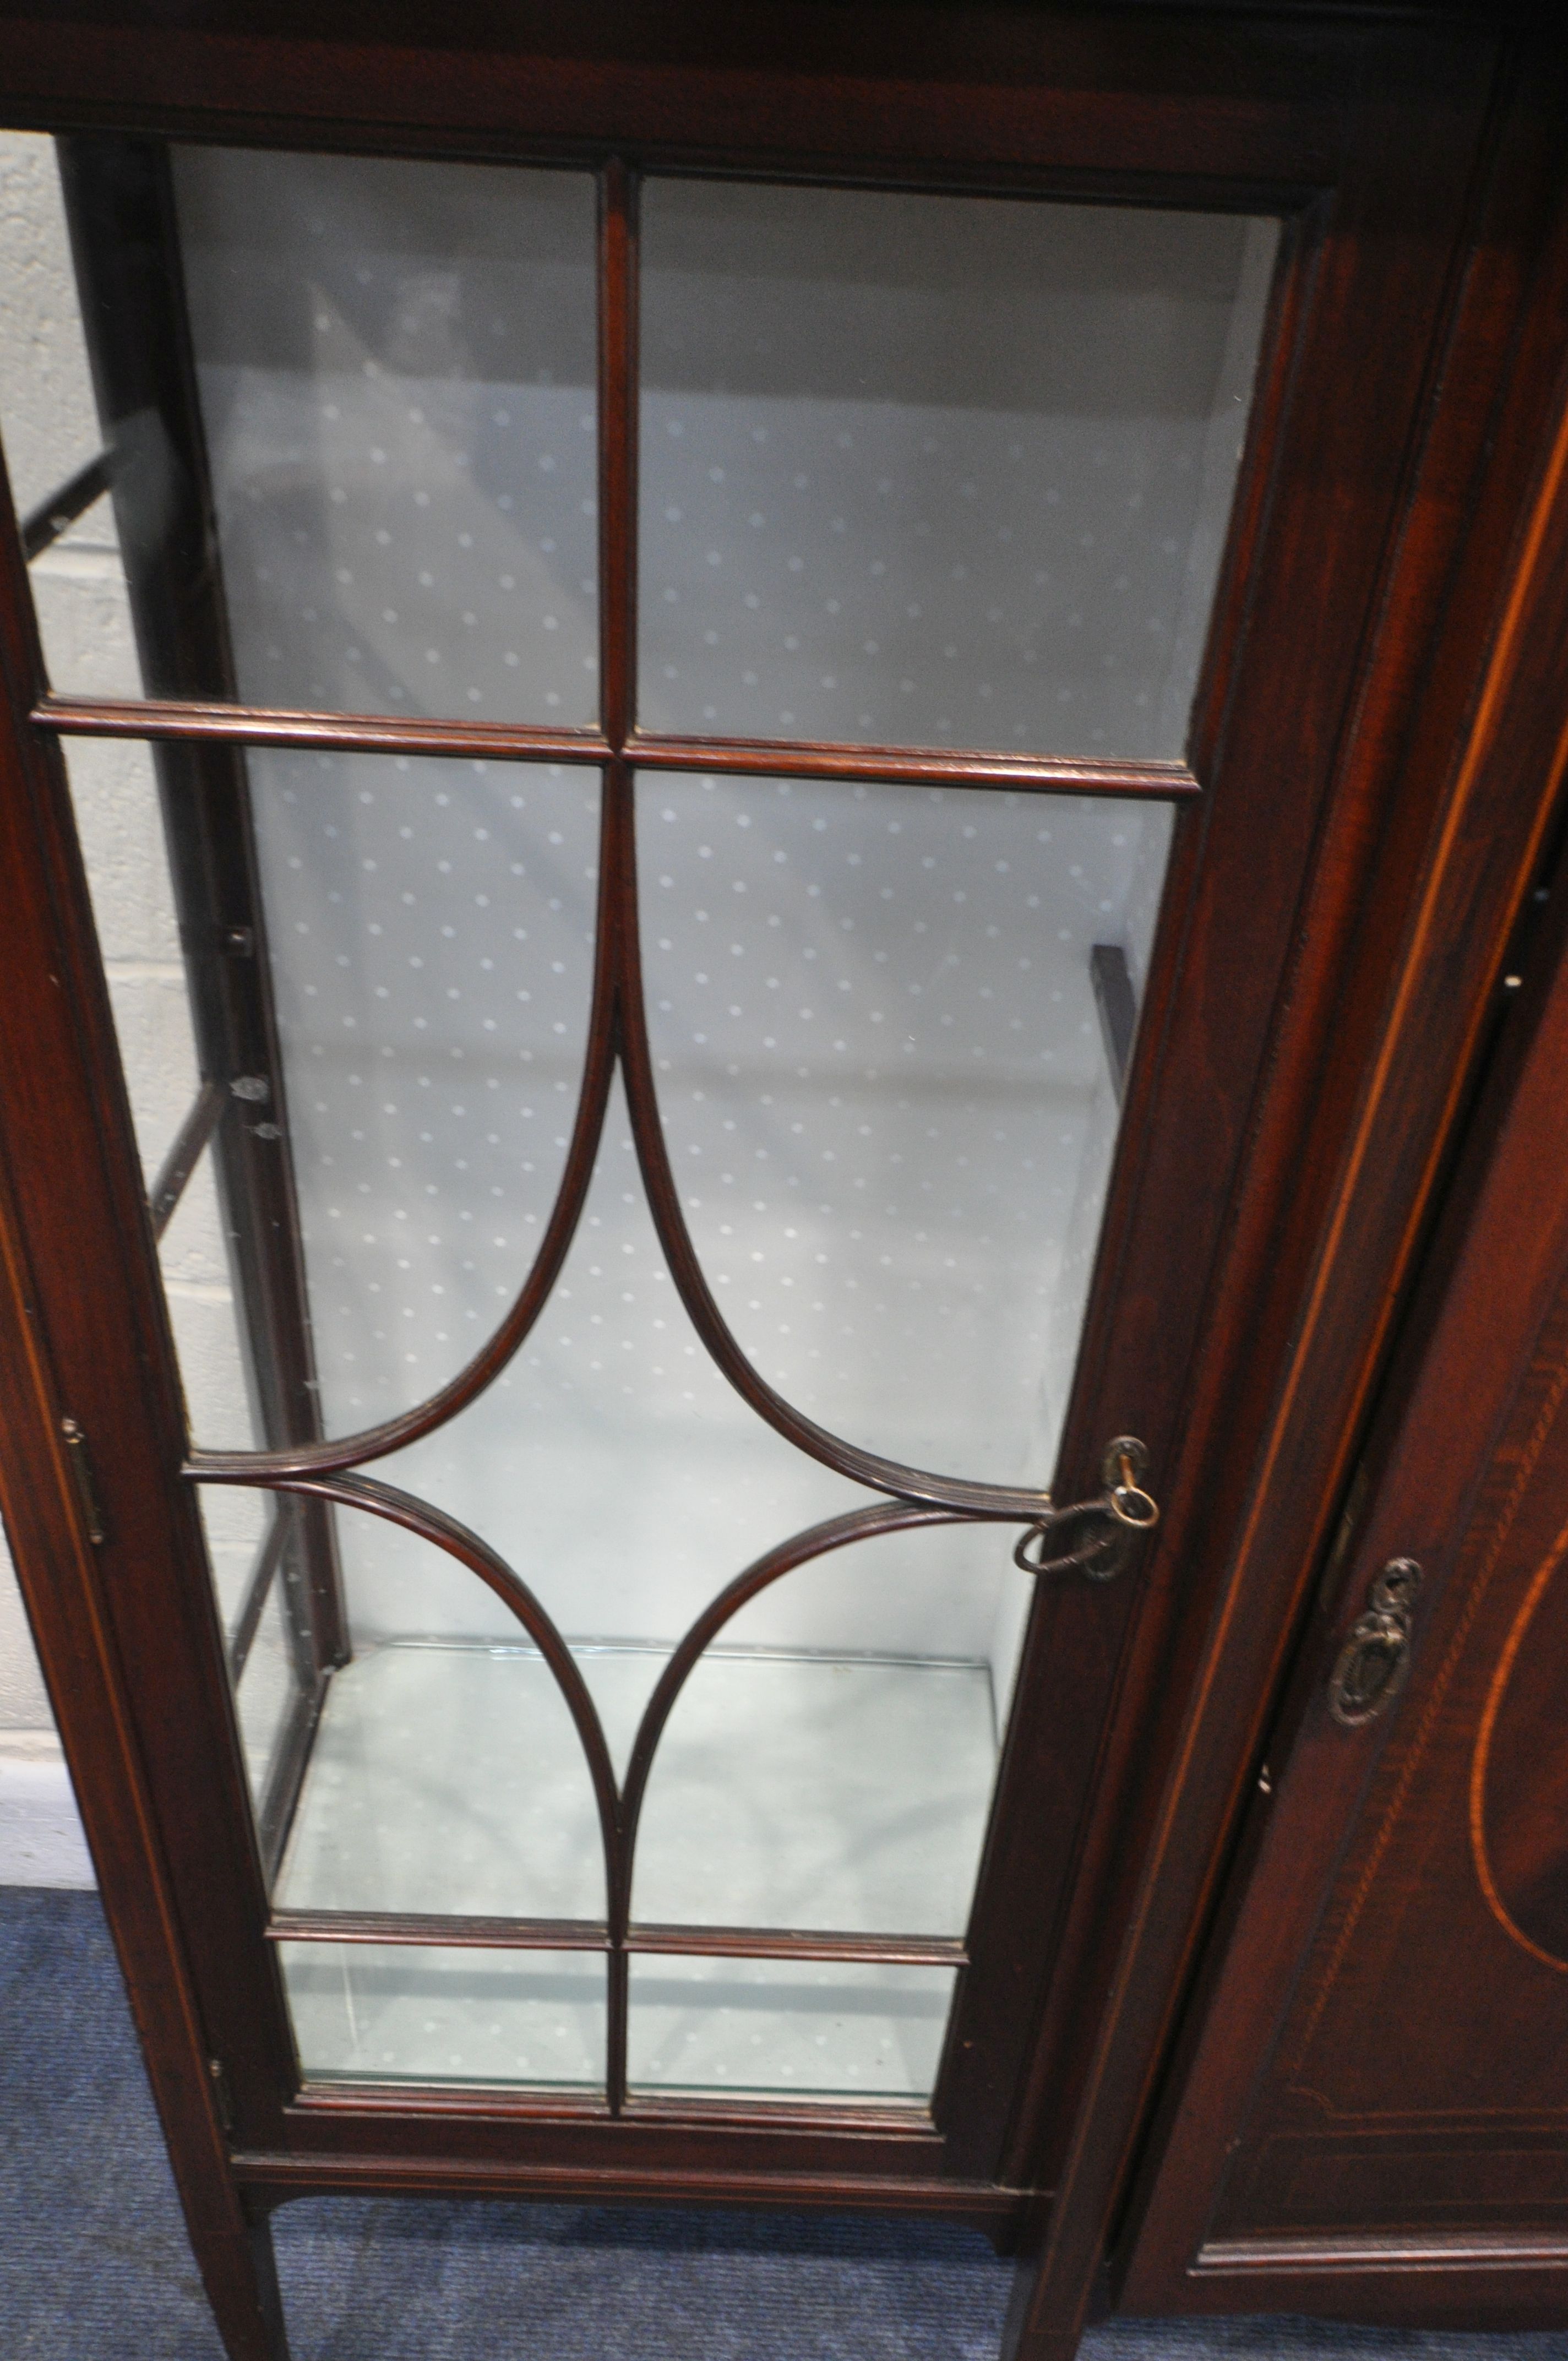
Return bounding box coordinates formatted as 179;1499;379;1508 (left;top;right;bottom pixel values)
999;2207;1093;2361
182;2186;292;2361
1000;2263;1084;2361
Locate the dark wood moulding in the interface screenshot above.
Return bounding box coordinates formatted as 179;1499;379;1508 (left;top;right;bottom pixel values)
268;1910;966;1966
231;2144;1021;2239
31;690;1194;801
35;688;612;764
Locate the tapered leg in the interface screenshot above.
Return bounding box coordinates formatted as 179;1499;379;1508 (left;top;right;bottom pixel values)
999;2193;1092;2361
183;2187;292;2361
1004;2326;1080;2361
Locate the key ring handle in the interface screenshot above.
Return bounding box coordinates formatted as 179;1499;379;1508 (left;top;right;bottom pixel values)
1103;1437;1161;1531
1010;1437;1160;1581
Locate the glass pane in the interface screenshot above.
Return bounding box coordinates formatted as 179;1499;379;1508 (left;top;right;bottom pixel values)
174;148;599;723
60;742;603;1450
242;748;601;1442
272;1521;607;1923
280;1943;604;2087
234;1568;308;1815
640;179;1276;757
0;135;599;723
640;771;1172;1484
0;132;141;698
628;1957;954;2102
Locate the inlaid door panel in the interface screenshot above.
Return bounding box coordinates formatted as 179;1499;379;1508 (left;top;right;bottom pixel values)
1119;848;1568;2297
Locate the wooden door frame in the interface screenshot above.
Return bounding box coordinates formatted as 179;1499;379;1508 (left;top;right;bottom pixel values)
0;9;1560;2360
1004;34;1568;2357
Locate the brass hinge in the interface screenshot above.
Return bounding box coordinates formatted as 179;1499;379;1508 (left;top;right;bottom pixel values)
59;1417;106;1547
208;2055;234;2137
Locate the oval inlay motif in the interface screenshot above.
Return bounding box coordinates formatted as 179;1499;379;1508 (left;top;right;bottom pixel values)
1472;1525;1568;1974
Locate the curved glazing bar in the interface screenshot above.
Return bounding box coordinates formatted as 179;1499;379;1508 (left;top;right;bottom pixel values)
222;1477;1018;1946
293;1069;866;1744
190;769;1080;1514
628;1524;1035;1938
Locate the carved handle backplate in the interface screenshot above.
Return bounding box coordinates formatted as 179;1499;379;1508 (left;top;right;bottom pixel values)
1329;1556;1422;1727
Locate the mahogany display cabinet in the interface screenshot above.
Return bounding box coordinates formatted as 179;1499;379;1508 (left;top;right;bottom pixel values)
2;7;1567;2358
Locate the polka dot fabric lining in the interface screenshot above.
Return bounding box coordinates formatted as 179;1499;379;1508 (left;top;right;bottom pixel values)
244;749;601;1442
638;178;1277;758
641;773;1171;1487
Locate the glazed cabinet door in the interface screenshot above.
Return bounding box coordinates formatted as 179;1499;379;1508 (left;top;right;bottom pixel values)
0;4;1508;2243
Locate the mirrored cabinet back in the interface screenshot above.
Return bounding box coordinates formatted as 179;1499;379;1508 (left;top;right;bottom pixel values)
0;8;1565;2358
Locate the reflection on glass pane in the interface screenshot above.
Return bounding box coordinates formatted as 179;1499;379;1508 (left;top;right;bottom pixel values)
628;1957;954;2102
169;149;599;723
0;135;599;719
198;1484;271;1640
59;736;199;1180
640;771;1172;1486
633;1526;1031;1936
274;1613;607;1921
641;179;1276;757
241;749;601;1441
0;131;144;699
157;1145;263;1456
235;1569;306;1814
60;732;266;1453
281;1943;604;2087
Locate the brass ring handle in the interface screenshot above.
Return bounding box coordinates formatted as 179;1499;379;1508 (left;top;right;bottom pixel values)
1328;1557;1422;1727
1107;1448;1161;1531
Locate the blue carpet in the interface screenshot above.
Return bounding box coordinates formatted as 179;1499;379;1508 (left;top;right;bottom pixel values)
2;1885;1565;2360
